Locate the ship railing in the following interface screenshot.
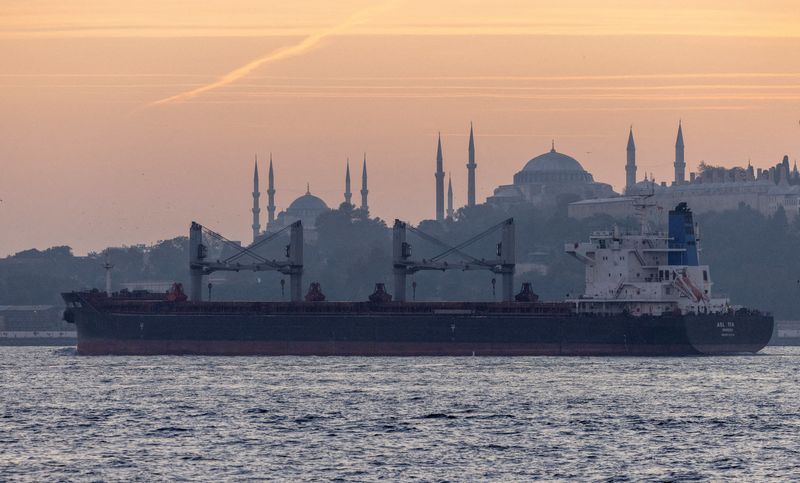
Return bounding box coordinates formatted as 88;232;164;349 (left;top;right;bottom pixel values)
93;298;573;316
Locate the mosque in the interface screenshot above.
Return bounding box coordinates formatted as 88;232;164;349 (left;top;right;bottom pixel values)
246;122;800;243
431;123;616;220
249;155;369;243
246;123;631;240
485;141;616;207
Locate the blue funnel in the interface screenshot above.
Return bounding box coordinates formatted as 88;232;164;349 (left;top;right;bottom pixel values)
668;202;699;266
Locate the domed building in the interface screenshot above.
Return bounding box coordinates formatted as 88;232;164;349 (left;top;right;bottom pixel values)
487;143;616;208
273;186;330;230
250;156;370;244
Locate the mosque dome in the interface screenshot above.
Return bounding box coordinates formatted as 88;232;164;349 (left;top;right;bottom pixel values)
287;191;329;212
273;187;331;232
513;144;594;185
521;148;585;173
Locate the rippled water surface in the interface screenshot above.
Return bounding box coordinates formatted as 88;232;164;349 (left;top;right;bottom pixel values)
1;347;799;481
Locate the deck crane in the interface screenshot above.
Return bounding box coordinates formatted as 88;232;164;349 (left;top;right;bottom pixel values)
392;218;515;302
189;220;303;302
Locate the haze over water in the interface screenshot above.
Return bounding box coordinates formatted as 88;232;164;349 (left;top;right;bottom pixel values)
2;346;799;481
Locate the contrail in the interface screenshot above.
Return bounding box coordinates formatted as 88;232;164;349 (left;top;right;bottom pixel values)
147;2;395;107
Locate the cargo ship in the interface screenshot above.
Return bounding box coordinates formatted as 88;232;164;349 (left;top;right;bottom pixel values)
62;203;773;356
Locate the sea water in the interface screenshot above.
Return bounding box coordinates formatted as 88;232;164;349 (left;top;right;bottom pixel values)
1;346;799;481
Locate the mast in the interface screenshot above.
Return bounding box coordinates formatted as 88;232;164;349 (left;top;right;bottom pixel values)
102;252;113;296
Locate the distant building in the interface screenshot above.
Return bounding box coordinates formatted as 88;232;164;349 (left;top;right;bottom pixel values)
0;305;76;345
251;155;370;243
433;128;613;213
271;185;331;234
569;124;800;220
487;142;616;208
0;305;68;331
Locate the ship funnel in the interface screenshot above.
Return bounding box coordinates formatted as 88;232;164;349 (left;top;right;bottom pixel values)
668;202;699;266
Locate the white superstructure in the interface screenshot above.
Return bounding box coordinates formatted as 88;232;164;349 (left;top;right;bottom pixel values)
565;202;730;316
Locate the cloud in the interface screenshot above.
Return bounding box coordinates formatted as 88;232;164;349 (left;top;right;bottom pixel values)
4;5;800;39
146;2;396;107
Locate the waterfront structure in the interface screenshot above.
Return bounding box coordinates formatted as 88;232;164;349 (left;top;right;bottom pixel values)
0;305;75;346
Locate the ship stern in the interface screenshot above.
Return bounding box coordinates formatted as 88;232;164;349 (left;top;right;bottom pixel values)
684;311;773;355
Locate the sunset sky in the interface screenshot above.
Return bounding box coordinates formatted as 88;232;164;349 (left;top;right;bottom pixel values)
2;0;800;255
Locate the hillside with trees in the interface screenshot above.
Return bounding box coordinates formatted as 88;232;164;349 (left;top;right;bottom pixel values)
2;202;799;318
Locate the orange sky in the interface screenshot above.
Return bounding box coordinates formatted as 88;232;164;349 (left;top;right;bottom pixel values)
2;0;800;255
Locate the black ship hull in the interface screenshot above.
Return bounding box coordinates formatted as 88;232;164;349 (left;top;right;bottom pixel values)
62;293;773;356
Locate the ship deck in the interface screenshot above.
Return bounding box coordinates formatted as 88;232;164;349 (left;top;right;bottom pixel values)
65;292;573;316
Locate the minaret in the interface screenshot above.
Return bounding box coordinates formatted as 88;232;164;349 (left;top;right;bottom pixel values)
267;154;276;225
360;153;369;214
447;174;454;219
344;158;352;205
466;122;477;207
435;133;445;221
674;121;686;185
625;126;637;193
251;155;261;243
